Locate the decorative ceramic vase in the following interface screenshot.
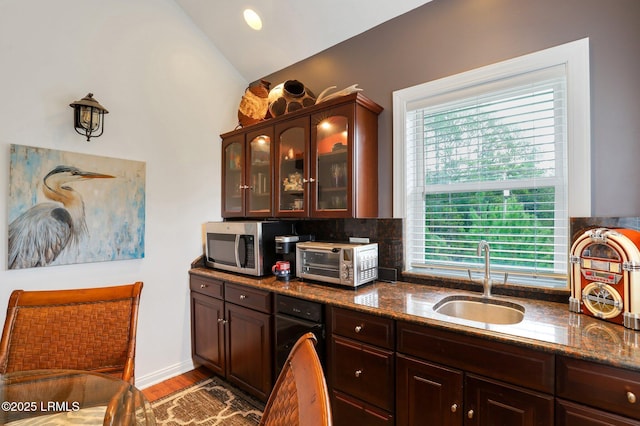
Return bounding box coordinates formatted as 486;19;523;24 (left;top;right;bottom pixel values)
268;80;316;117
237;79;271;127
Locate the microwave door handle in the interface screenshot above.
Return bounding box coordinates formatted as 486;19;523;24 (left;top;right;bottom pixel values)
234;235;241;268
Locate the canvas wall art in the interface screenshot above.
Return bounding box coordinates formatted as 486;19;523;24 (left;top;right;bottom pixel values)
8;144;146;269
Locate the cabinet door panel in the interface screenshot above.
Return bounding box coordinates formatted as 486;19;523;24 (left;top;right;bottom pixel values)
221;136;245;216
465;374;553;426
311;104;353;217
396;353;463;426
245;128;273;217
274;116;310;217
191;292;225;376
225;302;273;401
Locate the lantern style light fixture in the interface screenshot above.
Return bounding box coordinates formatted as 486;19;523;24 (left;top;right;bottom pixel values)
69;93;109;141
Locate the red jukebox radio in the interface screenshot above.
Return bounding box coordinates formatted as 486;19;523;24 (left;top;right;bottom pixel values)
569;228;640;330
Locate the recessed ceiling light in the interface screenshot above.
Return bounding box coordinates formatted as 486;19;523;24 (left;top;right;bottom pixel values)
243;9;262;31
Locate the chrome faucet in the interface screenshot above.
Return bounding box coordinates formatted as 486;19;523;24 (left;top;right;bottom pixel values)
477;240;492;297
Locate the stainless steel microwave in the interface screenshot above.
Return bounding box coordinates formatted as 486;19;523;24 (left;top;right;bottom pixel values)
296;241;378;287
205;221;291;276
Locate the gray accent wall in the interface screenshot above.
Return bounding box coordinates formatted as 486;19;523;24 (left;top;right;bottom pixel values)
262;0;640;218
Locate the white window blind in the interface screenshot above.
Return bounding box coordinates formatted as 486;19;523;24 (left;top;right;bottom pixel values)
393;39;591;289
406;67;570;286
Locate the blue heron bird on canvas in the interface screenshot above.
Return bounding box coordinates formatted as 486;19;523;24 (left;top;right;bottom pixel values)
8;165;114;269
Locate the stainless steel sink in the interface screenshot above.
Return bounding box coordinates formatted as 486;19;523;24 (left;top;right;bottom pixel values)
433;295;525;325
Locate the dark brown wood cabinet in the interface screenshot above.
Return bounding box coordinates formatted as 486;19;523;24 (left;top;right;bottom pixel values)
395;321;554;426
465;374;554;426
396;353;463;426
190;275;273;401
332;389;394;426
556;356;640;424
221;125;274;217
221;93;382;218
556;399;640;426
225;301;272;400
328;306;395;425
190;275;225;376
190;269;640;425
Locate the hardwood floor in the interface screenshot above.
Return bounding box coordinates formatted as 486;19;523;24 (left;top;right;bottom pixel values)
142;366;213;403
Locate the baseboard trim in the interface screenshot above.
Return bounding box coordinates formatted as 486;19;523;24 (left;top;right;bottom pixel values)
136;359;196;389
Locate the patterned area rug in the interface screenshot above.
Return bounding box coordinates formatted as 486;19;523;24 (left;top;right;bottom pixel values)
152;376;264;425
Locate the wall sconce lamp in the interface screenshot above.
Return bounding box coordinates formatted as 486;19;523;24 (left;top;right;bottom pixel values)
69;93;109;141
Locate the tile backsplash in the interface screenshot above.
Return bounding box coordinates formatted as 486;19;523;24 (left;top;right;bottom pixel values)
291;216;640;279
294;218;403;272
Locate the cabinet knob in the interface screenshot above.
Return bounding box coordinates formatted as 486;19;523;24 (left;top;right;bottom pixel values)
239;294;247;300
467;410;474;419
451;404;458;413
200;284;207;289
354;325;363;333
309;178;316;183
628;391;637;404
354;369;362;378
217;318;227;324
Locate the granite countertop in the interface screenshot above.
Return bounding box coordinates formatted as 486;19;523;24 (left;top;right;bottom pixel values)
189;267;640;371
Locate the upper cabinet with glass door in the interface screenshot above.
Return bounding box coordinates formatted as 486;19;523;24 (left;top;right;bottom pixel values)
274;116;310;217
311;105;353;217
310;97;381;217
220;93;382;218
221;134;244;216
221;127;274;217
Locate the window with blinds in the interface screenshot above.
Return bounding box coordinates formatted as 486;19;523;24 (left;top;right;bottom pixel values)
393;39;591;289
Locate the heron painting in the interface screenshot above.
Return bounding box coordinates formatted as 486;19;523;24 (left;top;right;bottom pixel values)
8;144;146;270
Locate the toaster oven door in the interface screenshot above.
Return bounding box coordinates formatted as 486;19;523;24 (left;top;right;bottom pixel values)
297;248;343;284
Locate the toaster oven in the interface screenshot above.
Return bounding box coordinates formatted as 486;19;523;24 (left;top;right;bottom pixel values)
296;242;378;287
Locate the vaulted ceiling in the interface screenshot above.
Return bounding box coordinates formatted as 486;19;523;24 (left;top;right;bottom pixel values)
175;0;432;82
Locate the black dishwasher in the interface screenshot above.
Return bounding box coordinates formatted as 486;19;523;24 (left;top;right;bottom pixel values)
274;294;325;378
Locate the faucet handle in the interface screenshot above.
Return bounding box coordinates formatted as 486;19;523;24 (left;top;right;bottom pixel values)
467;269;475;283
467;269;481;285
503;272;509;285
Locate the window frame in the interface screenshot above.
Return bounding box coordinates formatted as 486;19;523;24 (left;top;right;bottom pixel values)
392;38;591;287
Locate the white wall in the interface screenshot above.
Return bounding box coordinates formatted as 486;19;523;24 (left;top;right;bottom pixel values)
0;0;246;387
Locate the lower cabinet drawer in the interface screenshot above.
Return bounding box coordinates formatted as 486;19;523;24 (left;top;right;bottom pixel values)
556;399;640;426
225;283;273;314
330;335;394;411
557;356;640;421
397;321;554;393
332;390;394;426
190;275;223;299
330;307;395;349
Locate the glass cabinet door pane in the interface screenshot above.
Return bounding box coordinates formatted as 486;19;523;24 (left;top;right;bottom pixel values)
278;127;306;212
247;134;271;214
315;115;348;211
224;141;243;213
